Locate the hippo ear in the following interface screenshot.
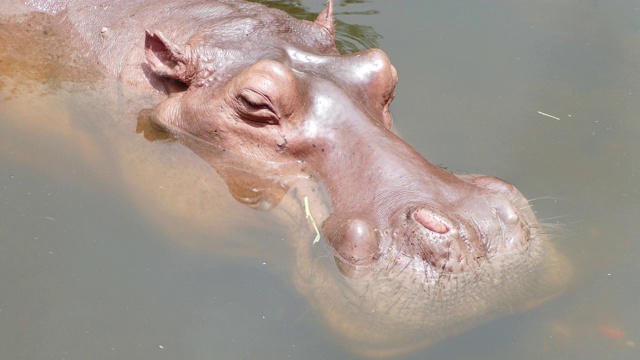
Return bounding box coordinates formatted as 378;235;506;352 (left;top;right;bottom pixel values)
314;0;335;36
145;30;194;85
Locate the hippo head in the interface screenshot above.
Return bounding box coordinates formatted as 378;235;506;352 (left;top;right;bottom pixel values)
141;1;569;356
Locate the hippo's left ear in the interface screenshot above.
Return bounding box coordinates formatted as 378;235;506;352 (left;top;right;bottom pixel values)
314;0;335;37
145;30;194;85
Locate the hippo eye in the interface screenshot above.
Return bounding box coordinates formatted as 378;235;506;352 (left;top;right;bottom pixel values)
237;89;279;125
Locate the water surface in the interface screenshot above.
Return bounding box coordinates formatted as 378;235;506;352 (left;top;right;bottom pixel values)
1;1;638;359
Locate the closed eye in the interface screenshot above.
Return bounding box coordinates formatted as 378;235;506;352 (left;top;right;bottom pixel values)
237;89;279;125
240;93;273;112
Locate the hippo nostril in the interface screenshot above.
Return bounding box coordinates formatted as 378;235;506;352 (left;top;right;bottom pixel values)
413;208;449;234
324;218;380;266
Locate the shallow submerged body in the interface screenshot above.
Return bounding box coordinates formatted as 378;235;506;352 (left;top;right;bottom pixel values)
5;0;570;357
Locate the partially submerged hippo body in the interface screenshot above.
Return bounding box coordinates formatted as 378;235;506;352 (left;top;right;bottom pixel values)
3;0;570;357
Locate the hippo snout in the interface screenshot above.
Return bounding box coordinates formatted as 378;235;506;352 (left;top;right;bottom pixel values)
387;180;536;276
391;206;483;275
459;174;536;252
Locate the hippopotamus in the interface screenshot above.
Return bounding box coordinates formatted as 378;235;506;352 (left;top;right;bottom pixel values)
2;0;570;357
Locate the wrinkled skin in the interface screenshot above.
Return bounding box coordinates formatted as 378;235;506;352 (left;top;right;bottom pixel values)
6;0;570;357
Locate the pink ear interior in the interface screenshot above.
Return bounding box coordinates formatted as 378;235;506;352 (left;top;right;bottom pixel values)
144;30;192;85
314;0;335;36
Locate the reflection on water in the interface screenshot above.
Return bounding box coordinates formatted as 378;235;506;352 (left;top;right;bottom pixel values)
1;1;639;360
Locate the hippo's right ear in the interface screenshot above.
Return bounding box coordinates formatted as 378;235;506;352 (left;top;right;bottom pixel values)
314;0;335;37
145;30;194;85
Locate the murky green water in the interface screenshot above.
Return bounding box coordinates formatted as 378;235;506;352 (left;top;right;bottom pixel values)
1;1;639;359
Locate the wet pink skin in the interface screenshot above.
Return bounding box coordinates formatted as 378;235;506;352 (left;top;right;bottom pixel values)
17;0;568;356
23;0;536;271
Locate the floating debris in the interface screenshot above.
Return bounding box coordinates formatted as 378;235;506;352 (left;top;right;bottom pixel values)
304;196;321;244
537;111;561;120
598;326;625;340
